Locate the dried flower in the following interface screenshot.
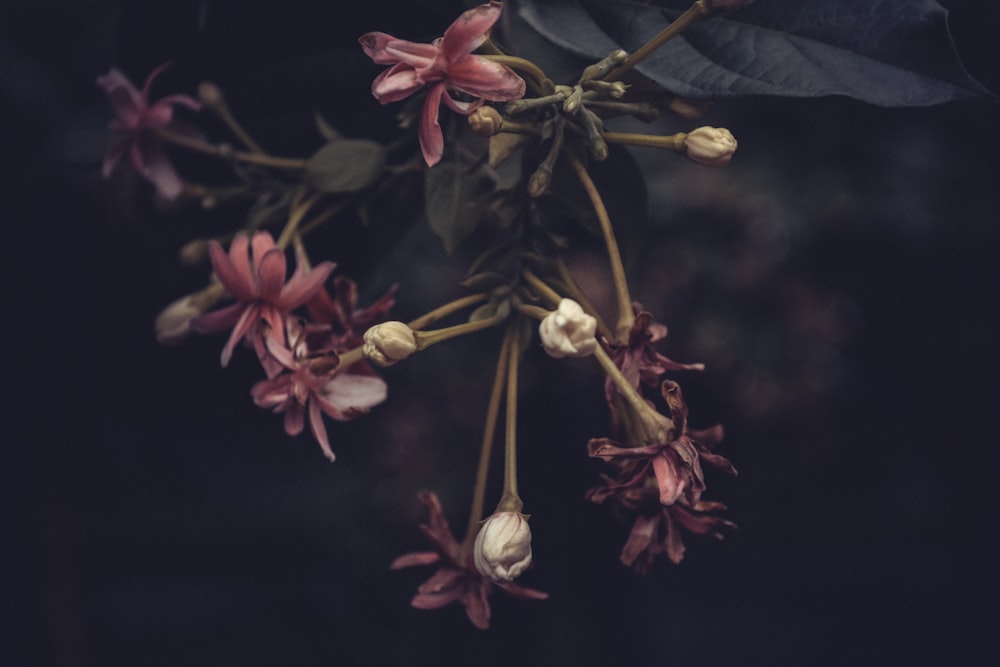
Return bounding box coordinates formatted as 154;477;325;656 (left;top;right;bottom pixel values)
191;231;335;374
96;64;201;200
391;492;547;629
473;511;533;583
359;1;526;166
251;318;387;461
362;321;418;367
539;298;598;358
684;126;738;167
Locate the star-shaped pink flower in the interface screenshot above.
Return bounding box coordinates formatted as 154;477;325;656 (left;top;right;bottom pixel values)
359;1;525;166
192;231;335;374
250;318;387;461
390;492;547;629
96;63;201;200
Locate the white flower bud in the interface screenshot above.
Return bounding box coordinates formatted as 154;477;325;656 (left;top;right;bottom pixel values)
363;321;418;367
539;298;597;358
473;511;533;583
155;295;203;345
684;126;737;167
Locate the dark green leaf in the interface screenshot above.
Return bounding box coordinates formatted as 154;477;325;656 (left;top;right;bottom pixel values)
304;139;386;193
424;161;498;253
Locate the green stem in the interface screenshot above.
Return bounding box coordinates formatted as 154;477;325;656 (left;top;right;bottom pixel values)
275;190;320;250
413;312;506;350
406;293;490;331
553;258;615;342
498;320;524;513
461;328;514;554
482;54;554;96
198;82;268;154
604;131;687;151
592;344;652;428
604;2;710;82
568;155;634;342
155;128;307;170
521;269;562;308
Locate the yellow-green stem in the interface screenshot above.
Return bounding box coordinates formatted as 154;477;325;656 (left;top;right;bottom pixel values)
461;328;514;554
592;343;653;427
568;156;634;342
155;128;307;170
603;131;687;152
553;257;615;342
521;269;562;308
414;312;505;350
482;54;555;95
498;320;524;513
406;293;490;331
276;191;321;250
604;2;710;82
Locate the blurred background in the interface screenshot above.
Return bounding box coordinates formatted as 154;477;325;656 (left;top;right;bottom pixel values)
4;0;999;664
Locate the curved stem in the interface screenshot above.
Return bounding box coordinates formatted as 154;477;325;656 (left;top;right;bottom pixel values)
461;328;514;553
413;311;506;350
406;293;490;331
155;128;307;170
276;190;321;250
604;2;709;82
553;257;615;342
568;155;633;342
482;54;554;95
592;344;651;429
521;269;562;308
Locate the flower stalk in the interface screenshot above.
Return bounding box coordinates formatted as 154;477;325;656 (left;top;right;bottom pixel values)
604;1;711;82
498;319;524;513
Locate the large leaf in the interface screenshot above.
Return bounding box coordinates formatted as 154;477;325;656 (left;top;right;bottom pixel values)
514;0;991;105
425;161;499;253
304;139;386;193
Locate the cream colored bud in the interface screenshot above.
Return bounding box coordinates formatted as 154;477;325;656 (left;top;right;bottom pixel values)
473;511;533;583
468;106;504;137
362;321;417;367
684;126;737;167
155;295;203;345
539;298;598;358
667;97;712;119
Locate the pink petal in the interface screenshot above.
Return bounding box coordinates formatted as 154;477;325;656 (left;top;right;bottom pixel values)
371;64;427;104
157;93;202;112
141;62;172;101
220;304;258;367
495;581;549;600
283;403;306;436
620;514;657;567
439;91;482;116
254;248;288;301
97;68;143;127
417;567;463;595
226;234;256;299
390;551;441;570
308;399;336;461
463;577;492;629
447;56;525;101
278;261;335;310
651;453;686;506
249;231;277;266
418;83;447;167
138;144;183;200
411;589;462;611
316;373;387;418
207;238;255;302
191;302;243;334
441;2;502;63
360;32;440;68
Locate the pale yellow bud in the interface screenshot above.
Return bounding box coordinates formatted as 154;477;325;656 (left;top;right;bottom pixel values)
684;126;737;167
539;298;598;358
468;106;504;137
362;321;417;367
473;511;533;583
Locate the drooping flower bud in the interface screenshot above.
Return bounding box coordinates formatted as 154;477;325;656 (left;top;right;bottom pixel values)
363;321;418;367
468;106;504;137
539;298;598;358
473;511;533;583
155;284;224;345
684;126;737;167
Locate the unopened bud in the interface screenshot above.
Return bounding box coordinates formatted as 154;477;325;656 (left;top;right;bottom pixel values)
197;81;224;108
155;283;224;345
362;321;417;367
468;106;504;137
684;126;737;167
539;298;597;358
179;238;210;267
473;511;533;583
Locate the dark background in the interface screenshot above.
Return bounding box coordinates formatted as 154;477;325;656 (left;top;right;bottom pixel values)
4;1;999;665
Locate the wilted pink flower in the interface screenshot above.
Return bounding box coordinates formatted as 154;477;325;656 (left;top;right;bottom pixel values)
306;276;398;350
359;1;526;166
192;231;335;374
96;64;201;200
390;492;547;629
590;380;735;507
250;318;387;461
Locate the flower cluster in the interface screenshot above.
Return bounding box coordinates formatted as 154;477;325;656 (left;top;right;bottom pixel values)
106;0;748;633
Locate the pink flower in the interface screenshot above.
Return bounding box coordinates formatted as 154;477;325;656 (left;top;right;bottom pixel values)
250;319;387;461
192;231;335;374
96;63;201;200
390;492;547;629
359;1;526;166
305;276;398;350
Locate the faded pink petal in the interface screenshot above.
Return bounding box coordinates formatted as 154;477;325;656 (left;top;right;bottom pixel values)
418;83;447;166
308;399;336;461
255;248;288;301
651;453;686;505
440;2;502;61
137;143;183;199
390;551;440;569
447;56;526;100
315;373;388;418
411;589;463;611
